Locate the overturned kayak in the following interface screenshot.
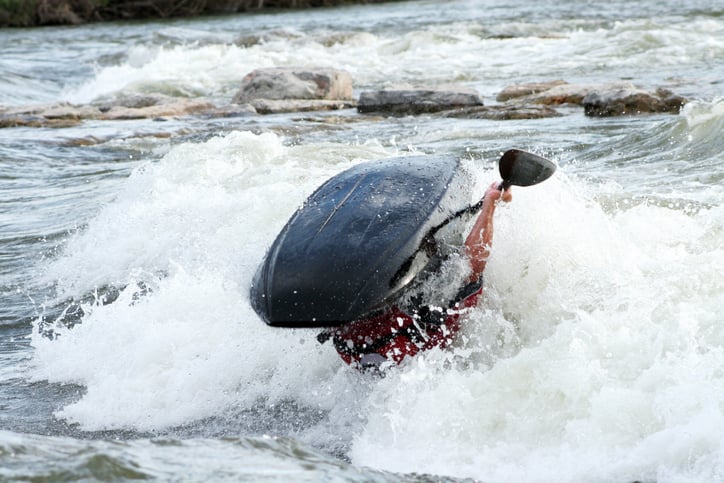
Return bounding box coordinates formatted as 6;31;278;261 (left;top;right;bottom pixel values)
250;155;475;328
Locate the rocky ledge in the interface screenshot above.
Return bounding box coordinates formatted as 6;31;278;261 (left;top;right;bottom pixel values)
497;80;686;116
0;67;688;129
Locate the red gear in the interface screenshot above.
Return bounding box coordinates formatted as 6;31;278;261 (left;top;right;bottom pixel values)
320;283;482;369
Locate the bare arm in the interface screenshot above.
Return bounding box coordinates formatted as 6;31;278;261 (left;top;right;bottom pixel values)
464;183;512;283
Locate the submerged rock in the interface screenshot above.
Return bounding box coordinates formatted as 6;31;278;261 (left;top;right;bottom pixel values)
0;96;220;128
357;86;484;115
444;104;562;120
98;98;215;120
0;72;689;130
250;99;355;114
0;113;81;128
92;93;218;119
496;80;568;102
583;87;687;116
232;67;354;105
0;103;91;128
499;80;639;106
94;93;174;110
497;80;687;116
520;81;637;106
199;104;257;118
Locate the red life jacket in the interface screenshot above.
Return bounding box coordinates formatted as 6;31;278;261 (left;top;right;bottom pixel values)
318;279;483;370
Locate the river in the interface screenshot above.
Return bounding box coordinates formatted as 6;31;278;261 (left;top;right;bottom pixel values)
1;0;723;481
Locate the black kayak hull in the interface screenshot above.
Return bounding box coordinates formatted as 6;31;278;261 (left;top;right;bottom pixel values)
251;155;474;328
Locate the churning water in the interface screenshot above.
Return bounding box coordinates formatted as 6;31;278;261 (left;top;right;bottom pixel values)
1;0;723;480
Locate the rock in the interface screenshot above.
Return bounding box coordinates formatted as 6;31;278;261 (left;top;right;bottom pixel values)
3;105;41;116
509;81;637;106
232;67;353;104
357;86;483;115
235;29;304;47
0;97;219;128
39;103;99;120
291;114;378;125
497;80;687;115
198;104;257;118
98;98;214;120
94;93;176;110
250;99;355;114
443;104;562;120
0;114;81;128
496;80;568;102
583;87;687;116
0;103;94;128
656;88;688;112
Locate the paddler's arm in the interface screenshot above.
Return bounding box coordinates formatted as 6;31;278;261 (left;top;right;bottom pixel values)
464;183;512;283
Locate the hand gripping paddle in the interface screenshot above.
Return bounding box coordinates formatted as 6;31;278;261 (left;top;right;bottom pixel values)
419;149;556;244
458;148;557;215
390;149;556;290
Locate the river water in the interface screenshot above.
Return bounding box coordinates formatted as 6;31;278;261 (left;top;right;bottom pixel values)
1;0;723;481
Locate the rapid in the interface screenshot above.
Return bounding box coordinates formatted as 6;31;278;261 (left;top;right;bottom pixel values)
0;0;723;480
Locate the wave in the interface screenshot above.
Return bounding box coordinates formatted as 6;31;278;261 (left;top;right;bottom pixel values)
58;15;723;105
26;130;723;481
0;430;414;482
31;131;394;432
683;97;724;143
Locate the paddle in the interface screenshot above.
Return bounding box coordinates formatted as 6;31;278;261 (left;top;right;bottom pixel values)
423;149;557;238
390;149;557;288
497;148;557;190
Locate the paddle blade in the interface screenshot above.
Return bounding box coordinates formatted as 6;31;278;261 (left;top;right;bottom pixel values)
498;149;557;189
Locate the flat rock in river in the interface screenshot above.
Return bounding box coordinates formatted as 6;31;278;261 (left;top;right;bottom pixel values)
443;104;562;120
496;80;568;102
0;96;221;128
98;98;215;120
504;81;637;106
357;86;484;115
250;98;356;114
583;87;687;116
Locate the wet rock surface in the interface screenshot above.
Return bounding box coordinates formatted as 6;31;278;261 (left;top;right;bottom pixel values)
443;104;562;120
357;86;484;115
583;87;687;116
250;99;356;114
0;67;688;131
497;80;687;116
0;96;220;127
496;80;568;102
508;81;638;106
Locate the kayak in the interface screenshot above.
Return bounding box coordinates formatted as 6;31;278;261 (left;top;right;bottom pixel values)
250;155;475;328
251;149;557;328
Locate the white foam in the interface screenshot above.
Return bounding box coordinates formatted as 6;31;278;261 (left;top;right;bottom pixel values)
684;98;724;132
63;43;269;103
350;182;724;482
32;131;393;430
61;17;723;105
29;129;724;481
18;5;724;481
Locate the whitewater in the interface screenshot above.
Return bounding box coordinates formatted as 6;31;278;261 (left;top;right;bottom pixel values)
1;0;722;481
